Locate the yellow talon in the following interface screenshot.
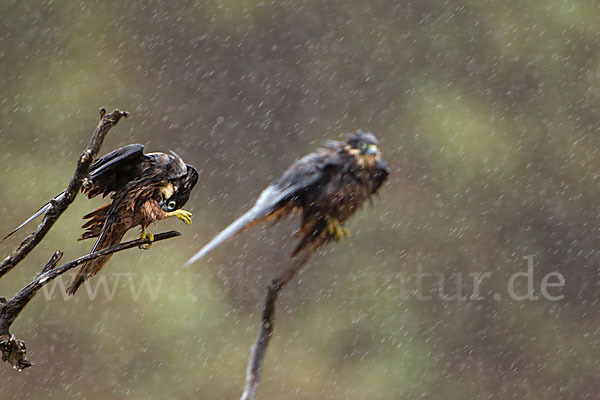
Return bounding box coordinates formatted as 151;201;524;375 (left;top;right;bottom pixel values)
327;217;350;241
139;228;154;250
166;209;193;225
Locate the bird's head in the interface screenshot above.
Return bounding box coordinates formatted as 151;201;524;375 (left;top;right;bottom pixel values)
162;164;199;212
345;130;382;167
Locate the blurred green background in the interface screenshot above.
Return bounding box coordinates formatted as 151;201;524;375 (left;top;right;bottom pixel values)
1;0;599;399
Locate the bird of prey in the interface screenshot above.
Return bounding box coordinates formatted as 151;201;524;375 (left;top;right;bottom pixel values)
183;130;388;268
4;144;198;295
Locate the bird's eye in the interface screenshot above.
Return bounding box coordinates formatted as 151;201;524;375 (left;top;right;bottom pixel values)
168;200;177;210
358;141;368;151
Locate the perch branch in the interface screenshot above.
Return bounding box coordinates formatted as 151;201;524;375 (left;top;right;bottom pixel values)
240;238;326;400
0;108;129;279
0;230;180;370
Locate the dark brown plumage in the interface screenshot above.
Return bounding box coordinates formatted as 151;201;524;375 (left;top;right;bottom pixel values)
67;145;198;294
183;130;389;267
5;144;198;295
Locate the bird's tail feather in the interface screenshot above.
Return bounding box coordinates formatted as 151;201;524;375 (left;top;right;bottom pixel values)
66;253;115;296
78;204;112;241
182;205;276;268
2;191;66;242
183;184;297;268
66;224;125;295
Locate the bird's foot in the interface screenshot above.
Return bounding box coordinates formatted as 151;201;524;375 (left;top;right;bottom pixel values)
139;229;154;250
166;209;193;225
327;217;350;241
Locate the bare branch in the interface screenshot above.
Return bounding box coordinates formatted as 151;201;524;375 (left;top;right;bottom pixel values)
240;238;326;400
0;230;180;370
0;108;129;278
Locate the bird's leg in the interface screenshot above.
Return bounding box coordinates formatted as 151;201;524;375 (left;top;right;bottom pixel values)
326;216;350;241
165;209;193;225
139;226;155;250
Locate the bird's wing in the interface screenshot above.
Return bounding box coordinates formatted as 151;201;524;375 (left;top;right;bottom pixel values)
2;144;147;241
182;151;339;268
372;159;391;193
85;144;147;198
90;171;164;253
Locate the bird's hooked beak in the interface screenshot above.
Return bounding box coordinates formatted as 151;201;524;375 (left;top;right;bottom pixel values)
366;144;378;156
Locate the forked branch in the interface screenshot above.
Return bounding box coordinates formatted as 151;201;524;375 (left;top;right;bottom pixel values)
0;230;180;370
0;107;133;371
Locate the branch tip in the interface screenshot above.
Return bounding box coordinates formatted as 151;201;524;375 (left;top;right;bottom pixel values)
41;251;63;274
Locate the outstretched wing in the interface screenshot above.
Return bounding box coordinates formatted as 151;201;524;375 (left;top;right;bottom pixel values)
182;150;340;268
2;144;148;241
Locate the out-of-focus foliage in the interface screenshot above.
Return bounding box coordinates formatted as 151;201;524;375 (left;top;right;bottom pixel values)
1;0;599;399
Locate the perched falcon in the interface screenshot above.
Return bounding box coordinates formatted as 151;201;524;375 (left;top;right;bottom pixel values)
5;144;198;295
183;130;388;267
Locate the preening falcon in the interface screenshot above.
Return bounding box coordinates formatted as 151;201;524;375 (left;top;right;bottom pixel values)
183;130;388;267
5;144;198;295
